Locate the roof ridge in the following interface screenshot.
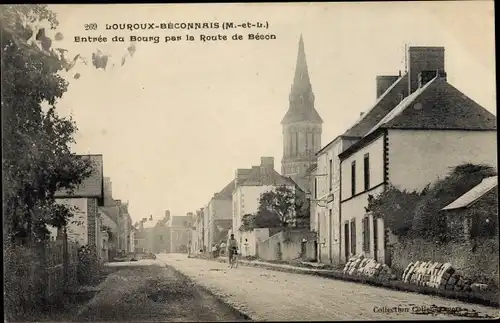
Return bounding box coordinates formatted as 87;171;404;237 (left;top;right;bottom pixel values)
343;74;406;136
365;75;439;136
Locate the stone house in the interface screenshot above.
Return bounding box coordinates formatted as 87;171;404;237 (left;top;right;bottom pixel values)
54;154;104;263
442;176;498;240
231;157;297;246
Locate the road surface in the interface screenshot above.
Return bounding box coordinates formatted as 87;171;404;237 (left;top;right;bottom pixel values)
159;253;499;321
73;260;249;322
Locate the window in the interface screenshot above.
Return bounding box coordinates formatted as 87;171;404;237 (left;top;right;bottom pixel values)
364;153;370;191
329;159;333;191
351;161;356;196
295;132;299;155
314;177;318;199
350;219;356;255
362;216;370;252
312;133;315;152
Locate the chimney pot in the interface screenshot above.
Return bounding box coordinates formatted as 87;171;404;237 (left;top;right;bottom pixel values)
360;112;364;117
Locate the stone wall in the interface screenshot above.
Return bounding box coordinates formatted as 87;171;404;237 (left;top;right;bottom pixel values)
391;237;499;287
257;229;317;262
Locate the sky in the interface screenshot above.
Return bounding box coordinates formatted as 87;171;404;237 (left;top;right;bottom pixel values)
47;2;496;224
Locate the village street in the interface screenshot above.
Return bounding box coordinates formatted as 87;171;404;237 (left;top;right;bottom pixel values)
71;260;249;322
158;253;499;321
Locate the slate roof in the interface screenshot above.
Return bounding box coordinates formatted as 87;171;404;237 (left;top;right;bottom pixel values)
367;76;497;134
281;35;323;125
54;154;104;199
169;216;191;228
442;176;498;210
281;105;323;124
101;204;119;223
343;74;409;138
214;179;235;200
240;166;296;187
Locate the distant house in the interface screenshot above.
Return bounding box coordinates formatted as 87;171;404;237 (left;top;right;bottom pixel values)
231;157;297;246
54;154;104;261
442;176;498;240
151;211;172;254
338;46;497;266
191;208;204;254
167;215;192;253
205;179;235;249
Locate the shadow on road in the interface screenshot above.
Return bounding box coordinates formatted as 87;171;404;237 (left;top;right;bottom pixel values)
69;261;251;322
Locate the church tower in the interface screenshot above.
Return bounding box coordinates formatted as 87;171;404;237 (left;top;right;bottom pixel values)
281;34;323;192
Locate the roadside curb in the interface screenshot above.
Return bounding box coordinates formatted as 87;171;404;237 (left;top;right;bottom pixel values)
162;260;253;321
196;256;499;309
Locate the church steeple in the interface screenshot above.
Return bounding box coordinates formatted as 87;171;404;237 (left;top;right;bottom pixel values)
281;34;322;125
280;34;323;192
291;34;312;95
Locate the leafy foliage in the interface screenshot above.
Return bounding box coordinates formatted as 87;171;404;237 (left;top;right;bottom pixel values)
368;163;497;242
240;185;311;231
1;4;136;80
469;187;498;239
367;185;422;236
412;163;496;241
2;4;94;244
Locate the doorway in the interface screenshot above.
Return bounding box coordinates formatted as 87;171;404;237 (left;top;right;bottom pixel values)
328;209;333;263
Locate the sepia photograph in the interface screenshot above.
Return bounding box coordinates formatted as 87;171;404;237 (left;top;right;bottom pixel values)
1;1;498;321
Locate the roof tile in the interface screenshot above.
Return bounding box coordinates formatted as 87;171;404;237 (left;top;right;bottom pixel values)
442;176;498;210
54;154;103;198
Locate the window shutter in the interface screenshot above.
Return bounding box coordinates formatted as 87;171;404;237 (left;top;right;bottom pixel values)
362;218;366;252
366;217;370;252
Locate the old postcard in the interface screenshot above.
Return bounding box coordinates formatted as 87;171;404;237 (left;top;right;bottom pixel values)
2;1;498;321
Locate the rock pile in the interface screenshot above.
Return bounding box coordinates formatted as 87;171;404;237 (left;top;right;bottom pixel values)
402;261;484;292
343;254;394;281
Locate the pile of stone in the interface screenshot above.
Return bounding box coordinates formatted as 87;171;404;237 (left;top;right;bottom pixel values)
402;261;487;292
342;253;394;281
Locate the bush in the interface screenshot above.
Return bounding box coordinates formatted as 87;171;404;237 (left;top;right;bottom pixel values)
77;245;99;285
367;185;421;236
4;244;45;321
412;163;496;241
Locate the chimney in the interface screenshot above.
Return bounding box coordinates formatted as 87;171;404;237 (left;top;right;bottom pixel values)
408;46;445;94
103;177;113;206
235;168;252;186
260;157;274;169
418;69;447;88
359;112;364;117
376;75;399;99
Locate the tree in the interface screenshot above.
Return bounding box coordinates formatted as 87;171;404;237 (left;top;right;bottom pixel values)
1;5;137;81
2;4;95;245
253;185;309;230
257;185;295;228
366;185;422;237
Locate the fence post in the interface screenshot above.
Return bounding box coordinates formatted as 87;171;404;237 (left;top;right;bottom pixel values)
63;226;69;292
